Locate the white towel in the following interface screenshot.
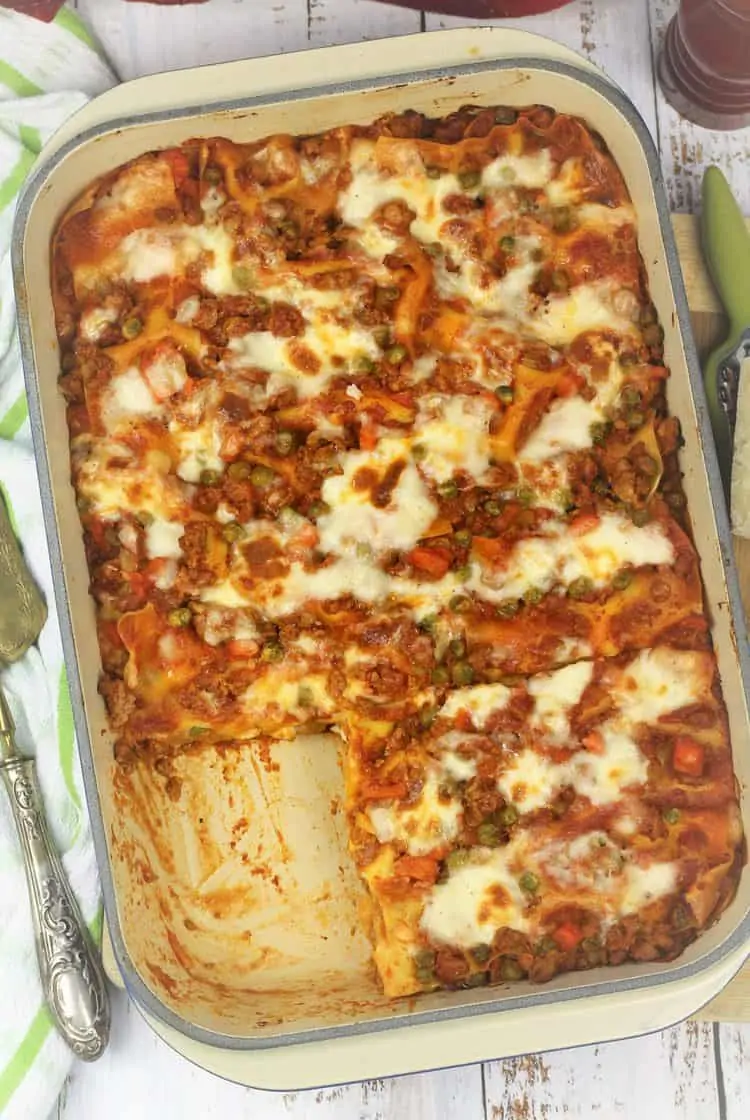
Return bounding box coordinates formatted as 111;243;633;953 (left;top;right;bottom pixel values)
0;7;116;1119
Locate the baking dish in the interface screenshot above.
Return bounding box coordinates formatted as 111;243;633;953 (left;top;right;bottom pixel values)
12;27;750;1087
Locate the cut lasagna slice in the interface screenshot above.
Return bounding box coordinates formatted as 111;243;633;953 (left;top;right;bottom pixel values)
344;647;740;997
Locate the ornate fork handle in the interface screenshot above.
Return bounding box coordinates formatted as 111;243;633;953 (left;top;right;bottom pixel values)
0;757;110;1060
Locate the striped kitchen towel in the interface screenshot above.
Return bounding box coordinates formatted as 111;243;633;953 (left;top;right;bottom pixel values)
0;7;116;1119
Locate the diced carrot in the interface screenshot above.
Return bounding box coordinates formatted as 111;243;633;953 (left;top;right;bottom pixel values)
569;512;600;537
360;781;408;802
163;148;191;189
359;423;379;451
407;546;452;578
226;639;260;658
454;709;474;732
393;856;440;884
673;736;705;777
553;922;583;952
471;536;509;563
582;731;605;755
291;523;319;549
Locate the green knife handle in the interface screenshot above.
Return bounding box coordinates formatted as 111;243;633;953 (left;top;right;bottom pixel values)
702;166;750;332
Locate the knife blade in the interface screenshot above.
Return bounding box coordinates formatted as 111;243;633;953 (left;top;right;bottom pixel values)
700;166;750;497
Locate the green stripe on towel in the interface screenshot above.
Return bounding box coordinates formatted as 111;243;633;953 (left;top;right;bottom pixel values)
54;7;99;52
0;148;35;215
0;60;42;98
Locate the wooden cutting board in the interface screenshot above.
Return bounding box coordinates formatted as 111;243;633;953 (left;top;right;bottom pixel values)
673;214;750;1022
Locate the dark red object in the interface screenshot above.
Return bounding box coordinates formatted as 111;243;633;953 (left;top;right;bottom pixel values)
658;0;750;130
376;0;574;14
0;0;207;20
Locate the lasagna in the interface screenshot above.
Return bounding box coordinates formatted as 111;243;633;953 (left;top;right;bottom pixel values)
52;103;744;998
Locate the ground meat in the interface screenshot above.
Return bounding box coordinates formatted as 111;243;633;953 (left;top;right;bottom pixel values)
99;677;136;728
434;949;470;985
269;302;305;337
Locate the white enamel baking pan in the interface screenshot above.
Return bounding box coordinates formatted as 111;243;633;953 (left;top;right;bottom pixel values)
13;28;750;1089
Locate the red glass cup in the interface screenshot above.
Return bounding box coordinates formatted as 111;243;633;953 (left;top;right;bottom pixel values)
374;1;575;17
658;0;750;130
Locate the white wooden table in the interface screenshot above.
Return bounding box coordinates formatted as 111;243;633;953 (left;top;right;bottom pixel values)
56;2;750;1117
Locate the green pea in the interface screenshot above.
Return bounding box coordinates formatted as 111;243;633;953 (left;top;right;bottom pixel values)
188;725;209;737
432;666;450;686
551;206;575;233
449;637;467;658
497;803;519;827
418;613;437;635
373;325;392;349
232;264;254;290
454;529;472;546
355;541;373;559
516;485;534;508
438;479;459;499
121;316;143;340
535;935;558;956
477;821;501;846
376;285;401;305
278;219;299;239
250;464;276;488
567;576;594;600
494;384;514;404
275;430;295;455
385;344;408;366
519;871;540;894
308;499;331;519
451;661;474;686
499;235;516;253
200;468;221;486
626;409;645;430
621;385;641;407
496;600;519;618
590;421;609;445
498;957;524;981
221;521;245;543
419;705;438;730
228;460;252;480
449;595;471;613
261;640;284;662
455;564;472;582
663;807;681;825
446;848;471;872
353;353;376;374
168;607;192;628
630;507;650;527
425;164;443;180
135;510;154;527
458;169;481;190
483;499;504;516
523;586;544;605
612;568;633;590
464;971;489;988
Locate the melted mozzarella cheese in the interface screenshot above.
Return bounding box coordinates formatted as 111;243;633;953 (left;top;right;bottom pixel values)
529;661;594;742
532;282;638;346
482;150;555;190
440;682;512;728
470;512;674;603
420;844;530;947
612;648;704;724
436;256;539;317
80;305;118;343
242;670;333;719
439;747;478;783
144;518;184;559
75;439;184;523
519;395;601;463
415;394;494;483
568;729;649;806
101;367;164;430
367;773;463;856
119;228;179;282
318;443;437;556
170;420;224;483
497;750;569;813
621;862;678;914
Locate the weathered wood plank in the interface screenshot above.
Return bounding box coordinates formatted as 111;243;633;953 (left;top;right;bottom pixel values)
423;0;657;140
718;1022;750;1120
306;0;421;46
74;0;309;79
483;1022;720;1120
648;0;750;215
58;987;486;1119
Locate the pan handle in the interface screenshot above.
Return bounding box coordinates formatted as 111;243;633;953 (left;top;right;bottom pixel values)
0;755;110;1061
